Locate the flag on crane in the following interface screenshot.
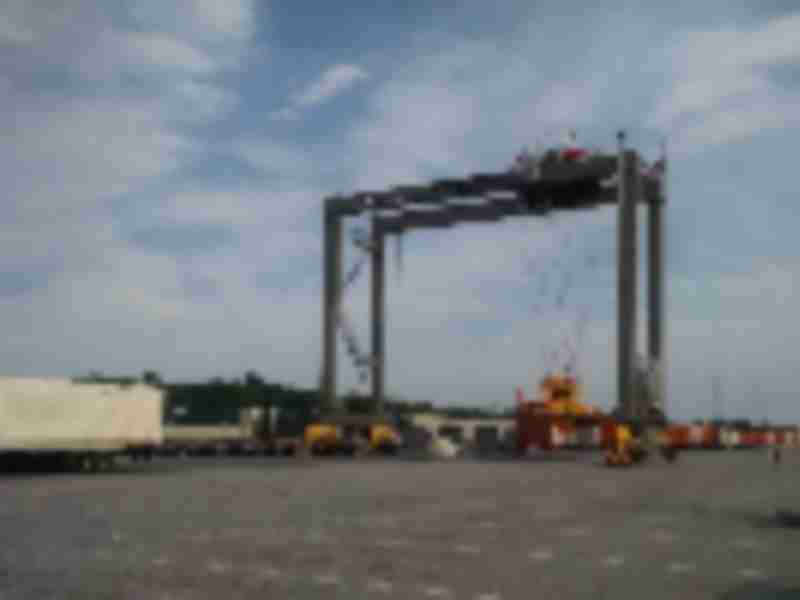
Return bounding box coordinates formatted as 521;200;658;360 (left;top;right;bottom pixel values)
642;138;667;180
560;130;590;162
644;157;666;181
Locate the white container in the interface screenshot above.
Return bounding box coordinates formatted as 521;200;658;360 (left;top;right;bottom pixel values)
550;425;566;447
730;431;741;448
0;377;163;452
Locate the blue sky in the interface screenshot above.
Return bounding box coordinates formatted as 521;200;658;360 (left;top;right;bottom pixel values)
1;1;799;422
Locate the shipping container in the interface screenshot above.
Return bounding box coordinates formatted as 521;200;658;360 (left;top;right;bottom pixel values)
0;377;163;471
667;425;690;449
688;425;703;447
701;424;719;449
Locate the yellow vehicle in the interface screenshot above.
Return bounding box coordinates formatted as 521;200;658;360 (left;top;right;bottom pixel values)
605;422;677;466
370;423;403;454
605;423;649;466
605;423;632;466
304;418;403;456
304;423;350;455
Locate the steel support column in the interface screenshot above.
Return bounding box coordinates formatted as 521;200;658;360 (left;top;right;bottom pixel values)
648;182;665;416
370;222;386;414
617;134;638;422
322;206;343;414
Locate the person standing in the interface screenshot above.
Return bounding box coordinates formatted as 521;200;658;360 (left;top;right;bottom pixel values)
769;443;782;469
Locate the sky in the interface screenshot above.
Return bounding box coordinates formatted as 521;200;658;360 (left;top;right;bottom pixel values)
1;1;799;423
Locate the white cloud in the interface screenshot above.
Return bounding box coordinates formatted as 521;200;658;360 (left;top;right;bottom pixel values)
236;142;314;178
75;31;236;90
128;0;256;45
270;63;369;120
677;92;800;149
148;180;324;239
651;74;762;127
184;0;255;42
703;14;800;69
4;97;192;226
344;24;644;190
0;0;75;46
167;80;238;122
293;63;369;108
156;190;257;227
0;0;262;379
649;13;800;154
0;17;35;45
0;1;319;386
350;79;479;188
662;263;800;422
118;31;217;73
268;106;300;122
0;0;255;220
0;230;324;385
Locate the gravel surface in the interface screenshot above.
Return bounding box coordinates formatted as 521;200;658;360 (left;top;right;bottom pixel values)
1;451;799;599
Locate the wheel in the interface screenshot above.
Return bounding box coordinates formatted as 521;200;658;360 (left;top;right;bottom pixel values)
630;446;648;463
88;454;103;473
378;444;398;456
76;454;96;473
100;454;115;471
660;446;678;463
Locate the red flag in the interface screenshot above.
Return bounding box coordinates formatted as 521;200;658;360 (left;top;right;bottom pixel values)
561;147;589;161
559;130;589;162
642;158;666;182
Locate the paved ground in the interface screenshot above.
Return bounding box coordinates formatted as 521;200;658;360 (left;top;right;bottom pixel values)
1;451;799;599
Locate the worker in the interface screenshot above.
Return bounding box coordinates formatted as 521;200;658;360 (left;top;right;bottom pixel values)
658;430;677;463
613;423;633;465
770;443;782;469
616;423;631;452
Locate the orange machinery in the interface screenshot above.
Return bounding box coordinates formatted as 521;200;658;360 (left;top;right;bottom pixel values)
515;373;609;454
516;372;679;465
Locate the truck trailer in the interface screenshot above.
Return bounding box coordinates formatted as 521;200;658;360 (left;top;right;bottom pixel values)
0;377;163;472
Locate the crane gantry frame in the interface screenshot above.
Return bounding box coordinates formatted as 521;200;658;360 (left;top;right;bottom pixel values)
321;132;666;424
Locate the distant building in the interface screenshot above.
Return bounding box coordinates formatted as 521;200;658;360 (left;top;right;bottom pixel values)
409;413;515;449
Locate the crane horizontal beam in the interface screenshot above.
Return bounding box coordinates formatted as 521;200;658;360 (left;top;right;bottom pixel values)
325;152;661;221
